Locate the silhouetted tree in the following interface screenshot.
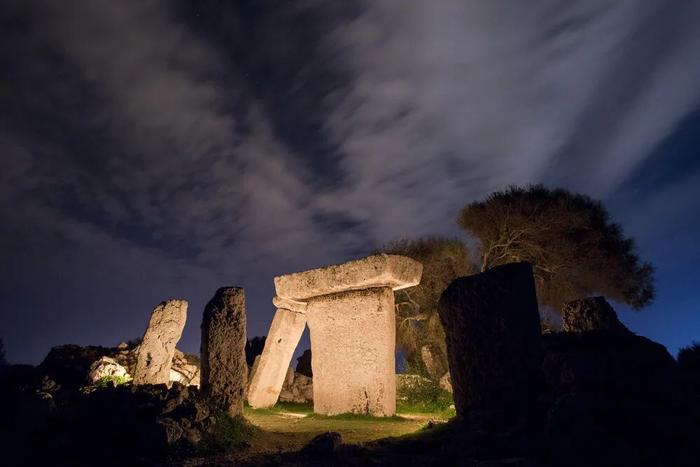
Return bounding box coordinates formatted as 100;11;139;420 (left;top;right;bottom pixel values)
296;349;312;377
458;185;654;311
0;338;6;366
678;342;700;373
379;237;473;375
245;336;266;367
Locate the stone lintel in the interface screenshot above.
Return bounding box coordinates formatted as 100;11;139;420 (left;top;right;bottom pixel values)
274;254;423;301
272;295;308;314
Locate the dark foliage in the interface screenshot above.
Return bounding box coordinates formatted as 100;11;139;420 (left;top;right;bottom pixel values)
0;338;6;366
296;348;312;377
379;237;473;374
678;341;700;373
245;336;266;367
458;185;655;311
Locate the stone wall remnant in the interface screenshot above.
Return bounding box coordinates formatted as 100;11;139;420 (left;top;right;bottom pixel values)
438;262;541;427
133;299;188;386
200;287;247;416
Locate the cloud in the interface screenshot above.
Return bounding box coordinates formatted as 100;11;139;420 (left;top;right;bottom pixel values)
2;0;700;361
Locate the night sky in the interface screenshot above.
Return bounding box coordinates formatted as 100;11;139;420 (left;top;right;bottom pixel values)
1;1;699;364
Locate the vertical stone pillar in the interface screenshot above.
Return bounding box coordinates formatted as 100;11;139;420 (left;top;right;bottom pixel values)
307;287;396;416
201;287;247;417
134;299;188;386
247;299;306;408
438;262;541;427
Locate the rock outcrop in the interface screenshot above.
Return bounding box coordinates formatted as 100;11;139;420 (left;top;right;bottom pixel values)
561;296;630;334
438;262;541;427
134;299;188;386
200;287;247;417
296;349;313;377
88;357;130;383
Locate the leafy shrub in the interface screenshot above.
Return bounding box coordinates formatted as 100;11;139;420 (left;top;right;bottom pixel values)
95;374;131;387
397;374;453;414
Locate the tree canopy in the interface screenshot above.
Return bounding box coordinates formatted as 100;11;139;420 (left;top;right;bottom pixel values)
379;237;473;376
458;185;654;311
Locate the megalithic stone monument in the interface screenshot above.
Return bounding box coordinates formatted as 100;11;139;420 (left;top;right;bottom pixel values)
247;254;422;416
200;287;248;417
133;299;188;386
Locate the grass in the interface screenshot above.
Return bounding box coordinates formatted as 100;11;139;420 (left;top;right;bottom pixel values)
242;400;454;450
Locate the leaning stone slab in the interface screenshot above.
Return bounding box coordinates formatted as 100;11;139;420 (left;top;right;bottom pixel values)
438;262;541;427
201;287;248;416
134;299;188;386
307;287;396;416
274;253;422;301
247;307;307;408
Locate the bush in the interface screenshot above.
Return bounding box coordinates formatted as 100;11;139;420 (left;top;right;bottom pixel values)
396;374;453;414
95;375;131;387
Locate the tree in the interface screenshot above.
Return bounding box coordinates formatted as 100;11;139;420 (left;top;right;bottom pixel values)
379;237;473;377
458;185;654;312
0;338;6;366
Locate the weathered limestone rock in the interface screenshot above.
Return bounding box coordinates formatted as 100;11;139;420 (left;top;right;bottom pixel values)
438;262;541;426
274;254;422;301
307;287;396;416
247;307;306;408
88;357;130;383
561;296;630;334
421;345;447;380
200;287;247;417
279;368;314;403
133;299;188;386
439;372;453;394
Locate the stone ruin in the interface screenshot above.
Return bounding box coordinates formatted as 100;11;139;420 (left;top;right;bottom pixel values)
247;254;423;416
133;299;188;386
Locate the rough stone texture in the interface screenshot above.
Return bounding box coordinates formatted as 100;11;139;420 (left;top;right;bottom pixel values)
200;287;247;417
133;299;188;386
274;253;422;301
88;357;129;383
421;345;447;380
307;287;396;416
169;350;200;387
279;370;314;403
439;372;453;394
438;262;541;426
247;307;306;408
561;296;631;334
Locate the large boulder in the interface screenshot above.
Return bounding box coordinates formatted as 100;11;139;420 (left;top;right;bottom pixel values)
200;287;247;417
279;368;314;403
134;299;188;386
88;357;130;383
561;296;630;334
437;262;542;427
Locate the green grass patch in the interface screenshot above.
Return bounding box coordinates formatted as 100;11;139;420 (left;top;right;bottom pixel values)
305;412;407;423
95;374;132;387
187;412;258;456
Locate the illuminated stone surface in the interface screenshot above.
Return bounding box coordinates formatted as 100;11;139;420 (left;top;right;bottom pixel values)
274;254;422;301
250;254;421;414
200;287;247;416
133;299;188;385
307;287;396;416
247;307;306;408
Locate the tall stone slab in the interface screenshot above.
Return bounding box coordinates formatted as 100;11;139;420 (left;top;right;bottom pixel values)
261;254;422;416
134;299;188;385
201;287;247;417
438;262;541;427
247;301;307;408
307;287;396;416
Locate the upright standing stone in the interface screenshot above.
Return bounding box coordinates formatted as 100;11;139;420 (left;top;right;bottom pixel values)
201;287;248;416
307;287;396;416
438;262;541;426
247;300;307;408
133;299;188;386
